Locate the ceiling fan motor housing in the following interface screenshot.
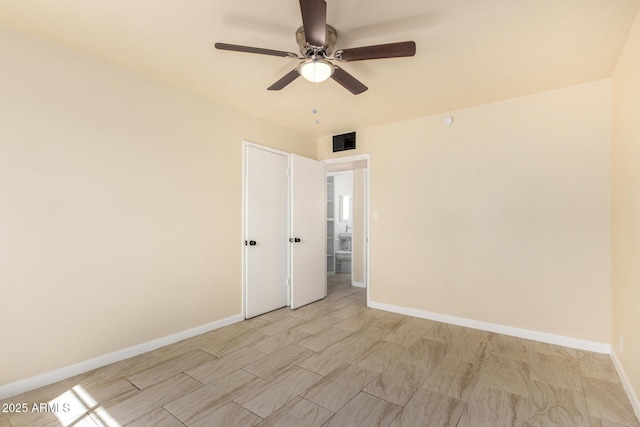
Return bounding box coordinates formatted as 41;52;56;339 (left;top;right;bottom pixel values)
296;25;337;56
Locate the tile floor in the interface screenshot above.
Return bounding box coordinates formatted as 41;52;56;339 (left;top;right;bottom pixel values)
1;274;638;426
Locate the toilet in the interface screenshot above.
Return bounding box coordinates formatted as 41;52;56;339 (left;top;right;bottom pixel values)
335;233;352;273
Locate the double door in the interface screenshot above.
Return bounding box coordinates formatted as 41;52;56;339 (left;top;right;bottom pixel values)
244;144;326;318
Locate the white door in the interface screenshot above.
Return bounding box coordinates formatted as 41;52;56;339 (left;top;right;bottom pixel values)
290;154;327;309
244;145;288;318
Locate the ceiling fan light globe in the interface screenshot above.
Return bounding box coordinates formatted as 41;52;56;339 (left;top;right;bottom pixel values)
298;58;334;83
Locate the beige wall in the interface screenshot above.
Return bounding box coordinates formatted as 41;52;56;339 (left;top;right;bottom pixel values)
319;80;612;344
0;26;314;386
612;8;640;407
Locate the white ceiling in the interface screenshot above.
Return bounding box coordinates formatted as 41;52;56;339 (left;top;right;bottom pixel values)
1;0;638;137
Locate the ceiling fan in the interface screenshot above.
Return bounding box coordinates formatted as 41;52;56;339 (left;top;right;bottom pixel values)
215;0;416;95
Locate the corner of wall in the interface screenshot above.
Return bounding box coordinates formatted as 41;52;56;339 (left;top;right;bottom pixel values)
611;6;640;422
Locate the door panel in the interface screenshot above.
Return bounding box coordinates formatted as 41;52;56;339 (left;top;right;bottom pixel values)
290;154;327;309
245;146;288;318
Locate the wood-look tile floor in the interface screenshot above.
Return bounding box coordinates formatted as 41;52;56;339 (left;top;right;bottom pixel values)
2;274;638;427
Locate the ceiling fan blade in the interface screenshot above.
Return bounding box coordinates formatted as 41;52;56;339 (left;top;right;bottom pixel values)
331;67;368;95
267;69;300;90
299;0;326;47
215;42;298;58
336;41;416;62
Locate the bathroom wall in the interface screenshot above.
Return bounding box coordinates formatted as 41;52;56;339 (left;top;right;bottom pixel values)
352;169;366;286
332;172;353;273
334;172;353;237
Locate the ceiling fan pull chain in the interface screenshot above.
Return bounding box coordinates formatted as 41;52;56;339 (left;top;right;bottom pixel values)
313;78;320;125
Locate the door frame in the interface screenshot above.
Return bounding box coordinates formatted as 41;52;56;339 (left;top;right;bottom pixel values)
327;169;354;276
323;154;371;306
242;141;291;319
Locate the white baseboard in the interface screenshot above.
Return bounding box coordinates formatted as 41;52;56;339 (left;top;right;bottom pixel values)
368;300;610;354
352;281;366;288
611;351;640;421
0;314;243;400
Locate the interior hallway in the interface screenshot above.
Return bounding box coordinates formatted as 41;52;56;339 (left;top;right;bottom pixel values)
1;280;637;426
327;273;352;294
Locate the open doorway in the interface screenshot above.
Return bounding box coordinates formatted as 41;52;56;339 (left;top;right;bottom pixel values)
327;171;353;294
324;155;370;301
